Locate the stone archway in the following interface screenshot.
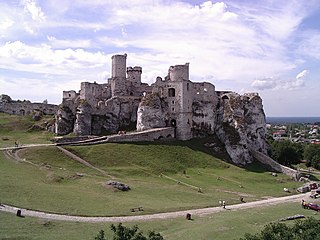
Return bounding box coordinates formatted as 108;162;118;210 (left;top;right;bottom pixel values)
19;109;25;116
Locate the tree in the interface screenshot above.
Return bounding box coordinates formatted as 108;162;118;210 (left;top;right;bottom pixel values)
240;218;320;240
95;230;106;240
111;223;146;240
94;223;164;240
304;144;320;170
271;140;303;166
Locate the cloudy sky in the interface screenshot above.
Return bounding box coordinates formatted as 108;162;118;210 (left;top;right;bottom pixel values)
0;0;319;117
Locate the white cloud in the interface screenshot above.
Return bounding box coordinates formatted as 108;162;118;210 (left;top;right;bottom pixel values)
251;77;277;90
296;69;308;80
21;0;46;21
0;41;108;76
0;0;319;115
46;36;92;49
0;18;14;31
298;31;320;59
251;69;308;91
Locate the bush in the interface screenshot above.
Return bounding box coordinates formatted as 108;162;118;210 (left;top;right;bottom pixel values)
271;140;303;166
94;223;164;240
304;144;320;170
240;218;320;240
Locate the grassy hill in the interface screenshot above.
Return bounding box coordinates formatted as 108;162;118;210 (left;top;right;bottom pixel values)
1;112;317;239
0;113;304;217
0;112;54;148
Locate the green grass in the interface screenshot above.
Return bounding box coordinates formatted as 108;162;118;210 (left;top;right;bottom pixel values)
0;113;54;148
0;142;303;216
1;202;320;240
0;113;317;239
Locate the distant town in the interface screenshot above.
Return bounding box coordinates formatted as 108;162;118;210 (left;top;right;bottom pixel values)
267;120;320;144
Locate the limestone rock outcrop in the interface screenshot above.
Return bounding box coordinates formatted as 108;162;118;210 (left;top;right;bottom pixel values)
137;91;268;166
55;105;75;135
55;96;141;136
136;93;169;131
215;92;268;165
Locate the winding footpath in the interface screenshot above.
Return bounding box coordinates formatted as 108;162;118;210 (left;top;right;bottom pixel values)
0;193;307;223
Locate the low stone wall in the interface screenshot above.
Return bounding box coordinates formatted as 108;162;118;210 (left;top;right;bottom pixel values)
251;150;301;180
107;127;175;142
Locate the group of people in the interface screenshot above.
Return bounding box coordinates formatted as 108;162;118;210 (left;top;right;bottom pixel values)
219;200;226;209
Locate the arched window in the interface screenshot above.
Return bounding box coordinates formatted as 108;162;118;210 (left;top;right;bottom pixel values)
168;88;175;97
222;95;229;100
170;119;177;127
19;109;25;116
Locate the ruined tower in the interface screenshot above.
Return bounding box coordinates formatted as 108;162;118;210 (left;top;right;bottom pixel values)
110;54;127;96
127;66;142;85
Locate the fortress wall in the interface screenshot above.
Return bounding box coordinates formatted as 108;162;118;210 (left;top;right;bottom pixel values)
107;127;175;142
0;102;58;115
63;90;78;101
193;82;216;102
80;82;111;106
251;150;301;180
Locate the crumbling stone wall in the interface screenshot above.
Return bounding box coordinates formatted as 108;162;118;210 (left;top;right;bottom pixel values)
0;94;58;117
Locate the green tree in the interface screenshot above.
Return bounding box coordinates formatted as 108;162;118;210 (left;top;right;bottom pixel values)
95;230;106;240
304;144;320;170
271;140;303;166
94;223;164;240
240;218;320;240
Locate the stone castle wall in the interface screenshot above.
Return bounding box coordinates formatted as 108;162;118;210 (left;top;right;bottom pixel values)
0;94;58;116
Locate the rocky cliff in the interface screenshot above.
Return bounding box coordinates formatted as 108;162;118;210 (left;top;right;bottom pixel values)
215;92;268;165
55;96;141;136
136;93;169;131
136;92;268;166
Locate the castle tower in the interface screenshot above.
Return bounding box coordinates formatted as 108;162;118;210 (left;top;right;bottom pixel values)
112;54;127;78
110;54;128;96
168;63;189;81
127;66;142;85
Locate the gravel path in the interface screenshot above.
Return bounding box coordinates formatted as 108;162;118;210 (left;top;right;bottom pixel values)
0;193;307;223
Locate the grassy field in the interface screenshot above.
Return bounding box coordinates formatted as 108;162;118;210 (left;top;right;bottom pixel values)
0;112;319;239
0;112;54;148
1;202;319;240
0;142;303;216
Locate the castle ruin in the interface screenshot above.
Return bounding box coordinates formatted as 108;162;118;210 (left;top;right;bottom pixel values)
56;53;269;165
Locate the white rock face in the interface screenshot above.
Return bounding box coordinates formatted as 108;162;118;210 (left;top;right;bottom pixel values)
215;93;268;165
136;93;169;131
137;92;268;166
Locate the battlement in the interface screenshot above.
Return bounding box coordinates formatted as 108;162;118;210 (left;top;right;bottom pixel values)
168;63;189;81
127;66;142;73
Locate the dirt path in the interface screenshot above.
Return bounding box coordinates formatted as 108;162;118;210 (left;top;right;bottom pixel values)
57;146;114;178
0;193;308;223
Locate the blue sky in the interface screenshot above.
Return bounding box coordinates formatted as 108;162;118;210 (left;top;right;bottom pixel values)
0;0;319;117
